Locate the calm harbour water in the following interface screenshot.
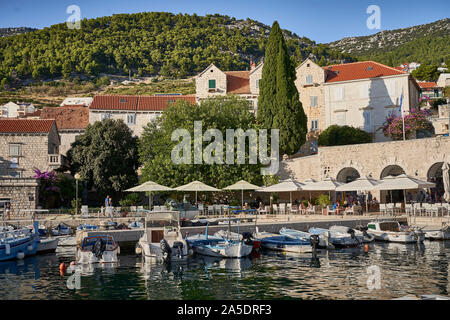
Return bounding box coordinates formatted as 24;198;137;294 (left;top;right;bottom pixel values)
1;240;449;300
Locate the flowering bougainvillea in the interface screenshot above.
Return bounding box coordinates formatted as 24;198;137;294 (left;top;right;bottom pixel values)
382;108;433;140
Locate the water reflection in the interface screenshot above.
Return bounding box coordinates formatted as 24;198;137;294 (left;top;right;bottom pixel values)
0;241;450;300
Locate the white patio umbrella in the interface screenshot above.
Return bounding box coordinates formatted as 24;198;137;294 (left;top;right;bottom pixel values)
257;178;304;204
442;162;450;203
223;180;261;207
125;181;173;209
174;180;221;205
336;176;381;212
302;178;317;201
374;174;436;210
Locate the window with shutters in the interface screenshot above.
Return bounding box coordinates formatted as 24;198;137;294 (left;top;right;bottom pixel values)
100;113;111;121
334;87;344;101
209;79;216;89
311;120;319;131
9;144;21;157
127;114;136;125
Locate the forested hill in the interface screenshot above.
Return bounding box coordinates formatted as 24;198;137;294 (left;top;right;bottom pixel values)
328;18;450;66
0;27;37;37
0;12;355;84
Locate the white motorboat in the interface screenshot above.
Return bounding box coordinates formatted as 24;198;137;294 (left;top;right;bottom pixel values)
329;225;375;243
37;237;59;253
309;227;359;248
76;235;119;264
188;238;253;258
423;223;450;240
136;211;190;263
279;227;333;249
366;221;424;243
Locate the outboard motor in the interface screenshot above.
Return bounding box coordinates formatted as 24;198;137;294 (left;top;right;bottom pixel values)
92;238;106;259
160;239;172;261
242;232;253;246
172;241;184;259
310;234;320;252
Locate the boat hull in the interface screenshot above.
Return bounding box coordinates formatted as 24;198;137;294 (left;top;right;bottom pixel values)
191;241;253;258
261;236;312;253
77;249;118;264
37;238;59;253
424;229;450;240
0;234;38;261
368;230;424;243
138;238;189;262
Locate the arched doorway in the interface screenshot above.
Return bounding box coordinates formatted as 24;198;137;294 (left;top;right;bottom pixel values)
380;165;405;203
336;167;360;183
427;162;444;202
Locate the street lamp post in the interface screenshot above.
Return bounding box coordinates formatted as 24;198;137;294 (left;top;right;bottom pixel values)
74;173;80;216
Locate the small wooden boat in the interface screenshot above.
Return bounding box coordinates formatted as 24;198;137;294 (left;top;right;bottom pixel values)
76;235;119;264
187;238;253;258
214;230;261;251
260;235;312;253
366;221;424;243
77;224;99;231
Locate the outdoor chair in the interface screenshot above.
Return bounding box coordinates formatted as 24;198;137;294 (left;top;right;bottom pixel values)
306;206;315;215
414;203;425;216
344;206;355;216
405;204;413;216
286;203;292;213
379;203;387;215
394;203;402;214
290;204;300;214
214;204;222;215
272;204;279;214
386;203;395;215
258;206;269;215
279;203;286;214
327;205;336;215
207;206;214;216
198;203;204;215
81;205;89;217
137;206;144;212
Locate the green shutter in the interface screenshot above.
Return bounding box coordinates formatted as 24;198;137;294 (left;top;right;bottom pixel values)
209;79;216;89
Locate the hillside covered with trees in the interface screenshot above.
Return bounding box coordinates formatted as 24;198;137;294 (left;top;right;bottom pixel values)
0;12;356;86
328;18;450;67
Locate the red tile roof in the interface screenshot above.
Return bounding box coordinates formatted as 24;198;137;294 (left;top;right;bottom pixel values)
40;106;89;130
90;95;196;112
418;82;437;89
225;71;250;94
19;109;42;118
138;95;196;111
323;61;407;83
90;95;139;111
0;119;55;133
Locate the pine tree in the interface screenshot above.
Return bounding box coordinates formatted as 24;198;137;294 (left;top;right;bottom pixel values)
257;21;307;155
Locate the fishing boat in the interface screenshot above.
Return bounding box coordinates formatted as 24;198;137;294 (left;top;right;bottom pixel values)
366;220;424;243
309;227;360;248
260;235;312;253
51;223;71;236
423;223;450;240
76;235;119;264
136;211;190;262
0;222;39;261
26;224;48;237
329;225;375;243
279;227;333;249
36;237;59;254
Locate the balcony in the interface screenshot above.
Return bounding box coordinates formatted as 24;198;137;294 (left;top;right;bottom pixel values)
48;154;69;168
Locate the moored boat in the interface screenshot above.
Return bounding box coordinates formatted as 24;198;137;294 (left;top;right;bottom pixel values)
309;227;360;248
423;224;450;240
260;235;312;253
0;222;39;261
279;227;333;249
51;223;71;236
366;220;424;243
77;224;99;231
76;235;119;264
136;211;189;262
187;237;253;258
36;237;59;254
329;225;375;243
214;230;260;251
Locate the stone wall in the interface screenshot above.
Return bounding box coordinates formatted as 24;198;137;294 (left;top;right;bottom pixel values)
0;133;52;178
249;65;263;95
0;178;39;216
295;59;326;133
281;136;450;182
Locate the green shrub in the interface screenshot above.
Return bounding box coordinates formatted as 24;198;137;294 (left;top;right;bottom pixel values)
119;193;140;207
317;194;331;208
318;125;372;146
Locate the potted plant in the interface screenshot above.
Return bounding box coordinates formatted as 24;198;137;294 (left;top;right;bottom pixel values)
317;194;331;215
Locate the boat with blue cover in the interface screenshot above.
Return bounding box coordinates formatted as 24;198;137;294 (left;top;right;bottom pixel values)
309;227;360;248
51;223;71;236
0;222;39;261
260;235;312;253
77;224;99;231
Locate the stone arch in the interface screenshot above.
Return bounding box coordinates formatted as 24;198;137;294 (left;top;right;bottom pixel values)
378;156;410;178
380;164;405;179
336;167;361;183
330;159;365;181
427;162;445;202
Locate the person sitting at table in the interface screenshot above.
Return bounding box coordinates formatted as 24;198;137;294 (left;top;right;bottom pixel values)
333;201;342;215
257;202;264;214
243;202;250;210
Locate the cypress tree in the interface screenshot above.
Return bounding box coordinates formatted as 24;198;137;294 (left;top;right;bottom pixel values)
257;21;307;155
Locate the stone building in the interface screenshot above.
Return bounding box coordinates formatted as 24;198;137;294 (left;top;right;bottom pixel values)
0;119;65;215
0;101;36;118
429;104;450;136
279;136;450;203
89;95;196;137
295;59;420;143
195;62;263;111
40;105;89;156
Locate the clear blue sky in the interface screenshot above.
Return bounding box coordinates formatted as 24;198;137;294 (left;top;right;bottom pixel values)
0;0;448;43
